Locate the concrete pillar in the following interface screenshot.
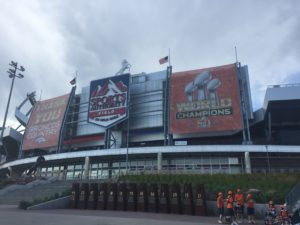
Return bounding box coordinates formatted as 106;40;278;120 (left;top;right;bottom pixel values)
157;152;162;172
83;156;90;180
244;152;252;174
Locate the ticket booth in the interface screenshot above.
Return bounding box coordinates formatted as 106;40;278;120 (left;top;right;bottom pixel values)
137;183;148;212
159;183;170;213
127;183;137;211
78;183;89;209
182;183;194;215
148;183;159;213
107;183;117;210
194;184;207;216
97;183;108;210
70;182;80;209
117;182;127;211
170;183;182;214
87;183;98;210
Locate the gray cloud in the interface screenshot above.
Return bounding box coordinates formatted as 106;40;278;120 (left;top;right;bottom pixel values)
0;0;299;127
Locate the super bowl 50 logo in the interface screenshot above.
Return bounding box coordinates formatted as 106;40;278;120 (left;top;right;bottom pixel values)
88;74;130;128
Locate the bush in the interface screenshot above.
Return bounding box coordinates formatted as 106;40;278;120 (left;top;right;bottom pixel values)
18;200;31;210
119;173;300;204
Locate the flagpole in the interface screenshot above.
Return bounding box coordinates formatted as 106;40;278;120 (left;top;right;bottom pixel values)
75;70;78;87
168;48;171;67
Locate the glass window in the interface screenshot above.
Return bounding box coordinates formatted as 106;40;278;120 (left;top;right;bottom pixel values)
210;158;219;165
75;164;83;169
120;161;127;167
67;165;74;170
101;170;109;179
91;164;98;169
102;163;109;168
112;162;120;167
137;161;145;166
184;159;194;165
145;160;152;166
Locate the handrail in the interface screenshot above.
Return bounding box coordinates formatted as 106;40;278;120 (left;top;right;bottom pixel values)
285;180;300;213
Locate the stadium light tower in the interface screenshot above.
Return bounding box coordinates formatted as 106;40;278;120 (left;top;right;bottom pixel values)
0;61;25;157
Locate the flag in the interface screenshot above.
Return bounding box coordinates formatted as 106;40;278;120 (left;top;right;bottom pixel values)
159;56;168;65
70;77;76;85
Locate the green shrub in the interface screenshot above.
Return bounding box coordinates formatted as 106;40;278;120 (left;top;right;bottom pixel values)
119;173;300;204
18;200;31;210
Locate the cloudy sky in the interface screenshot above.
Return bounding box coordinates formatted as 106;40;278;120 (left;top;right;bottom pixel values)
0;0;299;128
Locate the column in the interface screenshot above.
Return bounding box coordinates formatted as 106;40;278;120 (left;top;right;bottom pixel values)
83;156;90;180
157;152;162;173
244;152;252;174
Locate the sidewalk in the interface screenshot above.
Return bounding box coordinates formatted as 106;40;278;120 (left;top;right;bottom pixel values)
0;205;263;225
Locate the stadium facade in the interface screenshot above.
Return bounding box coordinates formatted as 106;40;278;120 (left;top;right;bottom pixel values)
1;62;300;180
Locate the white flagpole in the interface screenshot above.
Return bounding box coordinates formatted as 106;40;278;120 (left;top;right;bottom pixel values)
168;48;171;67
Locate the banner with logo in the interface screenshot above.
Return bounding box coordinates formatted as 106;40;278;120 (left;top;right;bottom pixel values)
170;64;243;135
88;74;130;128
22;93;71;151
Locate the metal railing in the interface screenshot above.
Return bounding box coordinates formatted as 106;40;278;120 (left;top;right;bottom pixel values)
285;181;300;213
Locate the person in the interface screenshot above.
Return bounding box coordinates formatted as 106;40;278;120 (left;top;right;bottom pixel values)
267;200;277;216
235;188;245;222
280;204;290;225
217;192;224;223
246;193;255;224
265;200;277;225
226;190;236;223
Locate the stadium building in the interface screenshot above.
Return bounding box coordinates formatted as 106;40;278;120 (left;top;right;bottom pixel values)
1;62;300;180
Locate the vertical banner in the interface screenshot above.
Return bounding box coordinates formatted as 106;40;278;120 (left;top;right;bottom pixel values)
88;74;130;128
170;64;243;135
22;93;71;151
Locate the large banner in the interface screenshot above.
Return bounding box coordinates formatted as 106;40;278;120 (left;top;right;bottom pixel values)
170;64;243;135
22;93;70;151
88;74;130;128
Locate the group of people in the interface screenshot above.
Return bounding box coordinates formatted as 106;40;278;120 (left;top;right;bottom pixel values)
217;188;254;224
216;189;291;225
265;201;291;225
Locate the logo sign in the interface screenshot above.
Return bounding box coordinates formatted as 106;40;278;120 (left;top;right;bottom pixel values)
22;93;70;151
170;64;243;135
88;74;130;128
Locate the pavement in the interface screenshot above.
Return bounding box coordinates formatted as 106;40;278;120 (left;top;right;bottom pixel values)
0;205;264;225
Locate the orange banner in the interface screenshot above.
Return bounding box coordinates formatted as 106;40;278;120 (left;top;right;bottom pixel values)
22;93;70;151
170;64;243;135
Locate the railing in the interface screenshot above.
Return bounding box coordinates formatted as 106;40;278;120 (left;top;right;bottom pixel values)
285;181;300;213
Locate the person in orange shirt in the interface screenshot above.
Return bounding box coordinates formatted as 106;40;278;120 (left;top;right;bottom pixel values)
235;188;245;222
217;192;224;223
246;193;255;224
226;190;235;222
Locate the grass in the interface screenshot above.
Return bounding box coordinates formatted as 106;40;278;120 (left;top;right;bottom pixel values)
119;173;300;204
18;189;71;210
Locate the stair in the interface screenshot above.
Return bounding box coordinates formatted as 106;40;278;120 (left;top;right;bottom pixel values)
0;178;72;205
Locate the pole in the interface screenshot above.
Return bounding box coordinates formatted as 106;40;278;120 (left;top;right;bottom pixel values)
1;61;25;159
1;65;18;157
266;145;271;173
